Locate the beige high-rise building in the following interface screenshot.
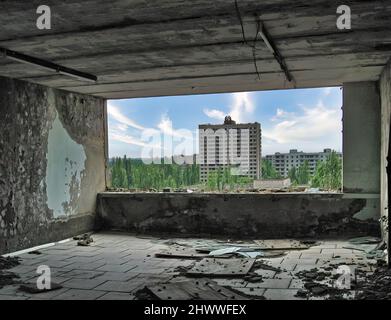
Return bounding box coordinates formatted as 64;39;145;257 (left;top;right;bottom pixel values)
198;116;261;182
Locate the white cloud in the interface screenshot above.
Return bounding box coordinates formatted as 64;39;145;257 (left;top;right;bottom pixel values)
107;102;145;130
203;92;255;123
270;108;294;122
115;123;128;132
110;132;161;149
262;99;342;155
229;92;255;123
157;113;193;139
203;108;225;121
323;87;333;96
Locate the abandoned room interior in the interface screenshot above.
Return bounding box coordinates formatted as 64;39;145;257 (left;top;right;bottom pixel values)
1;0;391;302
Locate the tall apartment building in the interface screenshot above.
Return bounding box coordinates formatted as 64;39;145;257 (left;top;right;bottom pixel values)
265;149;342;177
199;116;261;182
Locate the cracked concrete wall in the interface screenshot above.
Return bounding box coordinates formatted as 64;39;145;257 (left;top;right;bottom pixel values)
342;82;381;225
380;61;391;245
97;193;380;239
0;76;106;254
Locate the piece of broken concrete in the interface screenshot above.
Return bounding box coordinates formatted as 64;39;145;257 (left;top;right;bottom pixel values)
74;233;94;246
19;282;62;294
0;256;20;270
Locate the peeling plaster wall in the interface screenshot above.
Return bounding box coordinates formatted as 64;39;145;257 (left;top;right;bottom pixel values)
46;113;87;217
380;61;391;245
0;76;105;254
97;193;380;239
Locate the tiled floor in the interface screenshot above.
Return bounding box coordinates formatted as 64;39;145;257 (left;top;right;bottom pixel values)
0;232;377;300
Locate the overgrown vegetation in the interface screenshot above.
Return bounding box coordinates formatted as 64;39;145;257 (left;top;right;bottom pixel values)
205;167;253;191
289;151;342;190
289;161;311;185
109;151;342;192
311;151;342;190
262;160;281;179
110;157;199;190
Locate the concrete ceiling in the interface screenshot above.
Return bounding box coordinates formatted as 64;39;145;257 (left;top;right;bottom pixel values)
0;0;390;99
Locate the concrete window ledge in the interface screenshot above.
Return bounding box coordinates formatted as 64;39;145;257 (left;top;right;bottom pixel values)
96;192;381;239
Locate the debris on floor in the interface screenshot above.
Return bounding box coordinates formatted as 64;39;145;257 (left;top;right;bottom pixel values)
74;233;94;246
18;282;63;294
28;250;42;255
0;256;21;289
186;258;255;277
160;238;288;259
356;265;391;300
1;233;388;300
252;260;282;273
253;239;314;250
139;279;249;300
0;256;20;270
155;245;225;259
208;246;284;259
293;267;352;299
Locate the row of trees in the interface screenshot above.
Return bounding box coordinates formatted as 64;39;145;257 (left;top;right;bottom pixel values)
110;151;342;191
206;167;253;191
110;157;199;190
262;151;342;190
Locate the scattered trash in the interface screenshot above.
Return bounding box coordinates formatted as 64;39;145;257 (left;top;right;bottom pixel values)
0;256;21;289
348;236;382;245
28;250;42;255
19;282;62;294
244;273;263;283
295;268;332;282
186;258;255;277
73;233;93;241
343;236;385;259
252;260;282;273
0;256;20;270
253;239;312;250
356;266;391;300
74;233;94;246
155;246;214;259
209;247;250;256
139;279;249;300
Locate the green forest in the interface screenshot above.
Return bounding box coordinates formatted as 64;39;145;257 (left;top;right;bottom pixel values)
110;151;342;191
110;157;199;190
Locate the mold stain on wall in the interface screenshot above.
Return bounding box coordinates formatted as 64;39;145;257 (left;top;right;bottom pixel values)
45;112;86;218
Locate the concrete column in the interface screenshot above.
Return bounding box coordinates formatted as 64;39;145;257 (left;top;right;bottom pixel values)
380;61;391;243
342;81;381;222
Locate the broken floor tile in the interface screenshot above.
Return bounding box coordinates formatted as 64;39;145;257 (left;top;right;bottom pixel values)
62;278;106;290
96;263;136;273
143;279;249;300
54;289;106;300
94;280;145;293
234;287;266;298
246;278;292;289
97;292;135;300
263;288;305;300
186;258;255;277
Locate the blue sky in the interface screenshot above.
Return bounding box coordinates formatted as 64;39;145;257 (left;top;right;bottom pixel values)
108;87;342;159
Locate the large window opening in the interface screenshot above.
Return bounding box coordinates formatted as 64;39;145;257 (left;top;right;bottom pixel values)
107;87;342;192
